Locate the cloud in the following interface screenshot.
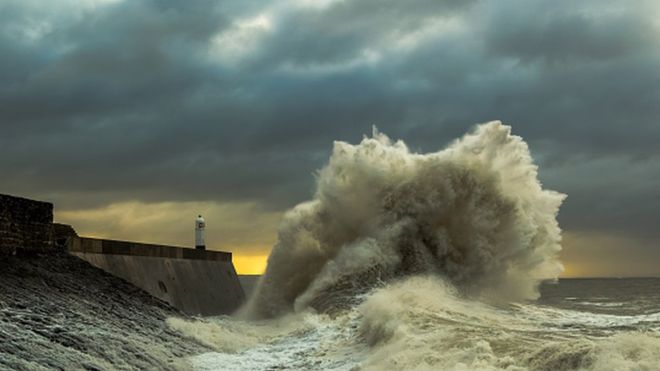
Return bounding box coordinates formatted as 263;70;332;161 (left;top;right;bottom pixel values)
561;230;660;277
539;153;660;239
1;0;659;269
240;0;475;69
482;0;658;63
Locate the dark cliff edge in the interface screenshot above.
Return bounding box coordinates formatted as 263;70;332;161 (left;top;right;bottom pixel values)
0;252;210;370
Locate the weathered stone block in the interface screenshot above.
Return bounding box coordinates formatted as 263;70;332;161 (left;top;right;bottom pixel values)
0;194;53;255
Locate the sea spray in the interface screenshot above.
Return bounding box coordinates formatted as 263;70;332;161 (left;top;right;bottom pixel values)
176;278;660;370
245;121;566;319
170;123;660;370
355;276;660;370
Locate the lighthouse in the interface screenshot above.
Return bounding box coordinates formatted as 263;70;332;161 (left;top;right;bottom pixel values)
195;215;206;250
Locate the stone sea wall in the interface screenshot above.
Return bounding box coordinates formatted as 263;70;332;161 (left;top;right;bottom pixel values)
0;194;53;255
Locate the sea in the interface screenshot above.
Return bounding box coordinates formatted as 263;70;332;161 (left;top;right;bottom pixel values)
168;124;660;371
170;277;660;371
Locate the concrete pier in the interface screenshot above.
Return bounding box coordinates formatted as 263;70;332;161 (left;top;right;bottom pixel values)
68;237;245;316
1;193;245;316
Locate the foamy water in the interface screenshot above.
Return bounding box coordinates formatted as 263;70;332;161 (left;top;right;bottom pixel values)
171;277;660;370
169;123;659;370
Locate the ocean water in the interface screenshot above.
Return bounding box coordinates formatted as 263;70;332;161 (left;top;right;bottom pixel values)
169;124;660;370
171;277;660;370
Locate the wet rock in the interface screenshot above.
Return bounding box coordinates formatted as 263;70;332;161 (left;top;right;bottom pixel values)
0;252;209;370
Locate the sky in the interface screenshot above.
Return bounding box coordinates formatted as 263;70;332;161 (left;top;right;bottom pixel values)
1;0;659;276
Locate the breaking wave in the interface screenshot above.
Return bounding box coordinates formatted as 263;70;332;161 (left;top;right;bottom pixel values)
245;121;565;318
169;122;660;370
356;276;660;371
174;276;660;370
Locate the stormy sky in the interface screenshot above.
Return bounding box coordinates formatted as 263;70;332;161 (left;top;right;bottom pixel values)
1;0;659;276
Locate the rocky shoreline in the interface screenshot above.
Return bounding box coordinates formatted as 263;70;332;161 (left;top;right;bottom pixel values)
0;252;209;370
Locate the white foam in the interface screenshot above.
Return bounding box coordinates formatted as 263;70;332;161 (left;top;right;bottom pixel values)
171;278;660;370
246;122;565;319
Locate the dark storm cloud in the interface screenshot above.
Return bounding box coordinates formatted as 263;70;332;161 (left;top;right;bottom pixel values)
1;0;659;244
246;0;475;68
483;1;657;63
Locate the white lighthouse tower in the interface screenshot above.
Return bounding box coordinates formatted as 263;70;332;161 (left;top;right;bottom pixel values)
195;214;206;250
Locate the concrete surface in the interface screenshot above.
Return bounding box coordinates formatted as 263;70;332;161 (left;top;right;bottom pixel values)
72;251;245;316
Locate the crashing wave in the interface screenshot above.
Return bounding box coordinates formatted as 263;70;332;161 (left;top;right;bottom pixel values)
245;121;565;319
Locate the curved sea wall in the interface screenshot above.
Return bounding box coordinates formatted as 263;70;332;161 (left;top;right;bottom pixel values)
69;237;244;316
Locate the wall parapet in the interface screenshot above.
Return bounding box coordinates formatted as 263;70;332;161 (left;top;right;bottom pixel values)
68;237;232;261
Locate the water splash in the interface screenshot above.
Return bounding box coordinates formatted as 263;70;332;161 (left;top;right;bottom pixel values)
245;121;565;319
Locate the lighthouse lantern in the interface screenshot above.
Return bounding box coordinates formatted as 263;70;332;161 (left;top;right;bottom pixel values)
195;215;206;250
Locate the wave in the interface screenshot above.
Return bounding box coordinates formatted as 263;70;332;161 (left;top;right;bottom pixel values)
173;276;660;370
170;123;660;369
358;277;660;370
244;121;565;319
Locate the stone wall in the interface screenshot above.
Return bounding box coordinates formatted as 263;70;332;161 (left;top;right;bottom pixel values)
0;194;53;255
53;223;78;250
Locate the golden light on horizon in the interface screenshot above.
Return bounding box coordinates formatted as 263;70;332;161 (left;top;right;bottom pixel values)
558;261;587;279
233;254;268;275
55;199;279;247
54;201;278;276
559;230;660;278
